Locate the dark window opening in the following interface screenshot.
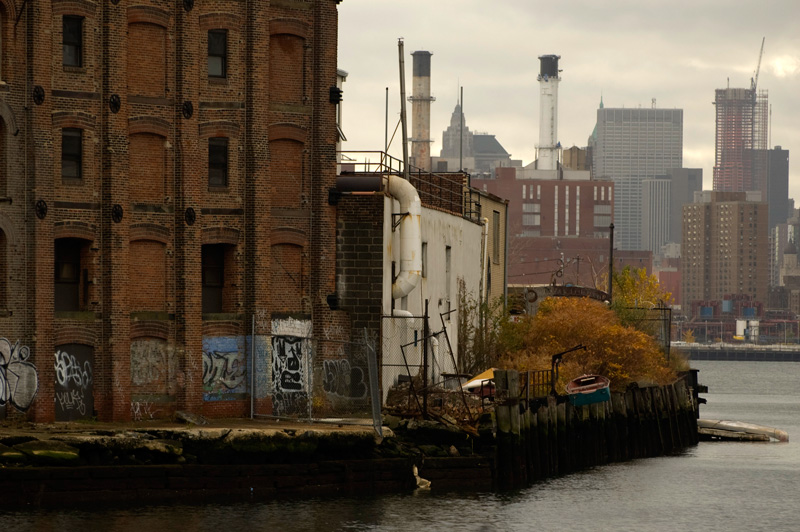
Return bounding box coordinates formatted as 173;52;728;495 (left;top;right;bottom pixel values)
55;238;83;311
202;244;225;313
208;137;228;187
62;128;82;180
208;30;227;78
492;210;501;264
63;16;83;67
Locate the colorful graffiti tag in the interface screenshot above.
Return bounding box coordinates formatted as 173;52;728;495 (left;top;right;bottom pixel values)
202;336;248;401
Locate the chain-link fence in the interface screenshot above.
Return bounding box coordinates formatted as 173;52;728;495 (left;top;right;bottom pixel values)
381;314;479;420
251;329;381;435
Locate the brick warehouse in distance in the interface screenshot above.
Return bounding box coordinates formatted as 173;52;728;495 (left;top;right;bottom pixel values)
0;1;345;422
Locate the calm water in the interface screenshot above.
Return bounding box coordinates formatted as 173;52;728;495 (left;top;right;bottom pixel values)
3;360;799;531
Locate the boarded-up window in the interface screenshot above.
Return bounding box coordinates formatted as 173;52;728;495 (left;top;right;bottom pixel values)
129;240;166;312
129;133;167;203
269;139;303;207
269;34;304;104
54;344;94;421
128;23;167;97
270;243;305;314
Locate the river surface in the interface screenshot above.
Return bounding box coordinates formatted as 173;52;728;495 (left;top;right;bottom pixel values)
3;360;799;531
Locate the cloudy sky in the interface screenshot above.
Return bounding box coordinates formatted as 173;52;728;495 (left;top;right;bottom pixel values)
337;0;800;199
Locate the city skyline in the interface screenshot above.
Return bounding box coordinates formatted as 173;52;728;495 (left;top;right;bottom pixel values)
338;1;799;198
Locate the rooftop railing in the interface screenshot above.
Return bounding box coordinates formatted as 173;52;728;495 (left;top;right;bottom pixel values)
338;151;482;224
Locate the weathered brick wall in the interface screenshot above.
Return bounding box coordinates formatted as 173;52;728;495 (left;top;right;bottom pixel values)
0;1;343;422
336;195;384;338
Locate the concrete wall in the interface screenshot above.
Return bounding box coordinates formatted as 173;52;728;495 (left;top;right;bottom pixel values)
382;198;482;389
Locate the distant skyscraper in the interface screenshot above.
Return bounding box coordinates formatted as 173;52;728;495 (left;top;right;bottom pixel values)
590;106;683;251
767;146;790;230
432;104;512;175
712;87;768;195
642;178;671;253
668;168;703;246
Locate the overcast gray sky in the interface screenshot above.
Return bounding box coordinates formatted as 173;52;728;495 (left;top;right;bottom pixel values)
338;0;799;199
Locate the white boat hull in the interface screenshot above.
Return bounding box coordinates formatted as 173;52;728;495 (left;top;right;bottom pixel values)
698;419;789;442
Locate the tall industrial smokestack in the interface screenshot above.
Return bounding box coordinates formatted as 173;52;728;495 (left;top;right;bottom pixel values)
537;54;561;171
410;51;435;171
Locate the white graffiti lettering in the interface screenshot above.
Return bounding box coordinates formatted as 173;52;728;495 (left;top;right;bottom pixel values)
55;389;86;416
323;324;346;341
131;400;159;421
54;350;93;391
0;338;40;412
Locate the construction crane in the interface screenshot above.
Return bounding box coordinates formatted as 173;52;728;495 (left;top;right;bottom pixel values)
751;37;765;98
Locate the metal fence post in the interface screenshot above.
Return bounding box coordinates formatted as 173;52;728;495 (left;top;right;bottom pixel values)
365;329;383;438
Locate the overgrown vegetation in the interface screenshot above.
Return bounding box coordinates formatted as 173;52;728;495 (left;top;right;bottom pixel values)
495;297;687;392
456;278;505;376
456;266;687;393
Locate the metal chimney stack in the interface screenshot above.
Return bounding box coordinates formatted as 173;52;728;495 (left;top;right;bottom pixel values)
410;51;434;171
537;54;561;171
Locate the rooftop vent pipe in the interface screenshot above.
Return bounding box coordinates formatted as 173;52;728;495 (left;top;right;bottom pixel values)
388;174;422;299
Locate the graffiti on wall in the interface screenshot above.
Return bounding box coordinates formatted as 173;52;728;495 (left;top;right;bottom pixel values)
130;338;166;388
322;359;368;401
271;335;309;415
130;400;159;421
202;336;248;401
0;337;39;414
54;345;94;421
270;318;311;416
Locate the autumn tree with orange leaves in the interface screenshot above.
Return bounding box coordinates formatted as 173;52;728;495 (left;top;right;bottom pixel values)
496;297;687;392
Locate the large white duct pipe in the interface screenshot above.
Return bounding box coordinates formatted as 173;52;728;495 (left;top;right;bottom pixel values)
388;174;422;299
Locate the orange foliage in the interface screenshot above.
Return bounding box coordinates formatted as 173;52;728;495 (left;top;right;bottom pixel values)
497;297;684;392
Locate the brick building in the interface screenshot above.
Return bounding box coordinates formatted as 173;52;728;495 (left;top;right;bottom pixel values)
0;1;344;422
471;166;653;288
681;191;769;319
